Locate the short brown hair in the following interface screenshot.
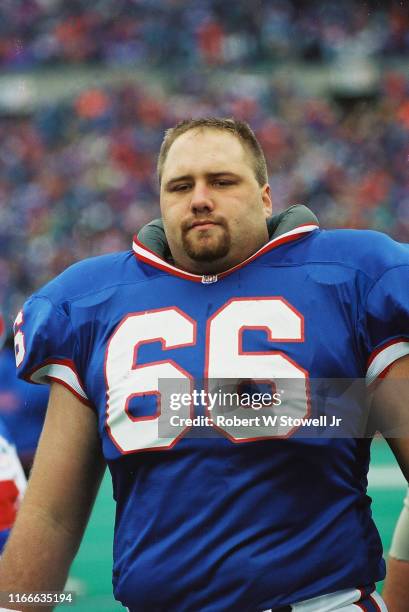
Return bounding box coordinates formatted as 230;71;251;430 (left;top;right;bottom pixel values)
157;117;268;186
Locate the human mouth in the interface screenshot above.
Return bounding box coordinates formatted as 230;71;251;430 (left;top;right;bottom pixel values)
190;220;219;230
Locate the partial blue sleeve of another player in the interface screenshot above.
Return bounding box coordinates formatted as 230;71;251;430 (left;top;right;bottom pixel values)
359;239;409;385
14;294;89;405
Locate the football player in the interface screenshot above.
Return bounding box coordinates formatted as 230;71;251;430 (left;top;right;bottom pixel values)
0;312;26;555
0;327;48;476
0;118;408;611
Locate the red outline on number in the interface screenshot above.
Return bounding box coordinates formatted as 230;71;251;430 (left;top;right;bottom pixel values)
125;391;161;423
104;307;197;454
238;296;305;351
14;309;26;369
204;297;310;443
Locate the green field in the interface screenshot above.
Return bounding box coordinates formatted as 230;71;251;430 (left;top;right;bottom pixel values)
67;438;407;611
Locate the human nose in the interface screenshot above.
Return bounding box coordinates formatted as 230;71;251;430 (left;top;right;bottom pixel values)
190;181;214;214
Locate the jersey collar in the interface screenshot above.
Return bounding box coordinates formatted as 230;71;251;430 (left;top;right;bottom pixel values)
132;223;318;284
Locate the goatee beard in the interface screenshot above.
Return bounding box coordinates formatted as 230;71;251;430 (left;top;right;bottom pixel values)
182;226;230;262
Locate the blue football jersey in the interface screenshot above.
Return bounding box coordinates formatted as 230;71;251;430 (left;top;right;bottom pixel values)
14;222;409;610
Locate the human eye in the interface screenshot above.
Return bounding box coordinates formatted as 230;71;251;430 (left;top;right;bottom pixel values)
213;178;236;187
170;183;192;192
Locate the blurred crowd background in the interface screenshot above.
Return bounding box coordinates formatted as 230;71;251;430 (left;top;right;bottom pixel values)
1;0;408;67
0;0;408;325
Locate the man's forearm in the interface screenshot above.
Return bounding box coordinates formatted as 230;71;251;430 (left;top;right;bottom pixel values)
383;557;409;611
0;383;105;612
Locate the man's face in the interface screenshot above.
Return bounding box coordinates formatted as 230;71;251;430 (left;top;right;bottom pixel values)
160;128;272;274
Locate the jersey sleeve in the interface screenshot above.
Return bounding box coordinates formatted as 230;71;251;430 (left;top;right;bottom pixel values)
362;263;409;385
14;294;90;405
